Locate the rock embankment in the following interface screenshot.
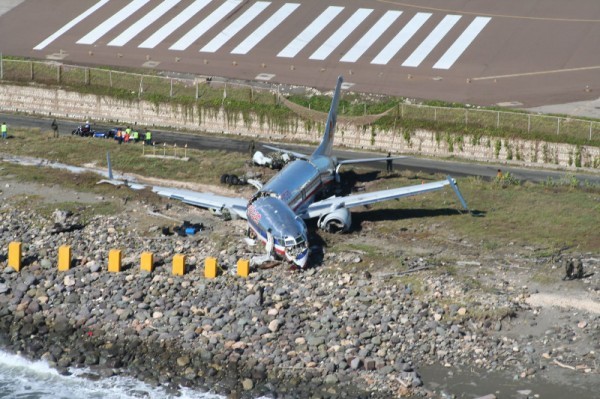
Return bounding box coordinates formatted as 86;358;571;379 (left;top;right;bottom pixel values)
0;196;598;397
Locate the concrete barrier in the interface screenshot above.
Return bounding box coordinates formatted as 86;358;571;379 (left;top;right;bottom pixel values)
172;254;186;276
108;249;122;273
141;252;154;272
58;245;71;271
237;259;250;278
8;242;22;272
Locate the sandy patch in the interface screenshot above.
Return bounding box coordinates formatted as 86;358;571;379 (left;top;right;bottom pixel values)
526;292;600;314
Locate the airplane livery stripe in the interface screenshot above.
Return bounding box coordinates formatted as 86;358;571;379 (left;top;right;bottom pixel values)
200;1;271;53
77;0;151;45
402;14;461;67
433;16;491;69
371;12;431;65
231;3;300;54
138;0;212;49
340;10;402;63
34;0;110;50
108;0;182;47
309;8;373;61
277;6;344;58
169;0;242;51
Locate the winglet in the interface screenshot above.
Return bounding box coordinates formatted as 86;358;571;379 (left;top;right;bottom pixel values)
312;75;343;157
107;151;113;180
447;176;469;212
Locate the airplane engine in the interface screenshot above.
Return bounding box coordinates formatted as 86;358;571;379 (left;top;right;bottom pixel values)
318;208;351;233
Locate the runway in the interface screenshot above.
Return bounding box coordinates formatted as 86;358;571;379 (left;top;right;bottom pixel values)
0;0;599;107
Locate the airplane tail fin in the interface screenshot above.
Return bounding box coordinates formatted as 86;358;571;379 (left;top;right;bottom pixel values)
312;75;343;157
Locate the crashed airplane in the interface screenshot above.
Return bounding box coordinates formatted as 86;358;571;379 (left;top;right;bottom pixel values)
105;76;468;268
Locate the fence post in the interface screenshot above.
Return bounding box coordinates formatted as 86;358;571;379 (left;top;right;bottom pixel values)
434;108;437;122
195;80;198;100
497;111;500;128
528;114;531;132
85;68;89;85
57;64;61;84
557;117;560;135
109;70;112;87
0;52;3;80
170;78;173;98
401;103;404;118
465;109;468;126
590;121;593;141
30;61;33;80
139;76;143;99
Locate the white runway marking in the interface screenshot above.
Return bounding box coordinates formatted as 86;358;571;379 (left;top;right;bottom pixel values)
433;16;491;69
34;0;109;50
309;8;372;61
231;3;300;54
340;10;401;63
108;0;182;47
169;0;242;51
77;0;151;45
402;14;461;67
139;0;212;49
277;6;344;58
371;12;431;65
200;1;270;53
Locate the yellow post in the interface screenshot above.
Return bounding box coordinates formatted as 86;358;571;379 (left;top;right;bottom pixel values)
172;254;186;276
141;252;154;272
237;258;250;278
58;245;71;271
108;249;122;273
8;242;22;272
205;257;217;279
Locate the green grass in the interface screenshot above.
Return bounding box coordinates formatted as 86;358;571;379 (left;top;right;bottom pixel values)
2;129;600;255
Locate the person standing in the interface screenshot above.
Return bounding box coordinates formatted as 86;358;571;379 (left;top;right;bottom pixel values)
248;140;256;156
386;152;393;173
145;129;152;145
51;119;59;138
1;122;6;139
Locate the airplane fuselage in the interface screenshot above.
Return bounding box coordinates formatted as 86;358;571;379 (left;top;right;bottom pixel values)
246;155;336;267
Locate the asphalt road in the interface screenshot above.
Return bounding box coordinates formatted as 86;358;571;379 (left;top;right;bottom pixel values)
2;112;600;185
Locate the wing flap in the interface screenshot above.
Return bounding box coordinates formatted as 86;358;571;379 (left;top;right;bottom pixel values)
151;186;248;219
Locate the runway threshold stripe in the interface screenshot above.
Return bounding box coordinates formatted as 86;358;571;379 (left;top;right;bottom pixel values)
433;16;491;69
108;0;182;47
33;0;110;50
231;3;300;54
402;14;461;67
200;1;271;53
170;0;242;51
77;0;151;45
340;10;401;63
309;8;373;61
371;12;431;65
139;0;212;48
277;6;344;58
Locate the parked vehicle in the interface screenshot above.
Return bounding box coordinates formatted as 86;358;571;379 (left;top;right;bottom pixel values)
93;127;122;139
71;124;94;137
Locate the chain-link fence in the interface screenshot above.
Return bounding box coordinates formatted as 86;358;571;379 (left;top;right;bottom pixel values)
0;57;598;143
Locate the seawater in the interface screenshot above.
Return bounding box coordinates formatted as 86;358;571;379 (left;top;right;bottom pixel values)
0;350;224;399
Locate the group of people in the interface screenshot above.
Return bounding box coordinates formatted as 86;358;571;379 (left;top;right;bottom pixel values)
114;126;152;145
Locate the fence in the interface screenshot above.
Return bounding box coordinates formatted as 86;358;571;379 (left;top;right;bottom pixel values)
0;56;598;144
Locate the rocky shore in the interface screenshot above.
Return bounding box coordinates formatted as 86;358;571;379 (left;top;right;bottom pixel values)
0;180;598;398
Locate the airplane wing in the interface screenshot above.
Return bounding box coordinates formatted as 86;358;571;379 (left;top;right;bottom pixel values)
261;144;309;160
303;176;468;219
337;156;407;166
100;180;248;219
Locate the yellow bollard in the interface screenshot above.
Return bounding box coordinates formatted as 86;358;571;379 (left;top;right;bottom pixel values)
58;246;71;271
108;249;122;273
141;252;154;272
8;242;22;272
237;258;250;278
204;257;217;279
172;254;186;276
